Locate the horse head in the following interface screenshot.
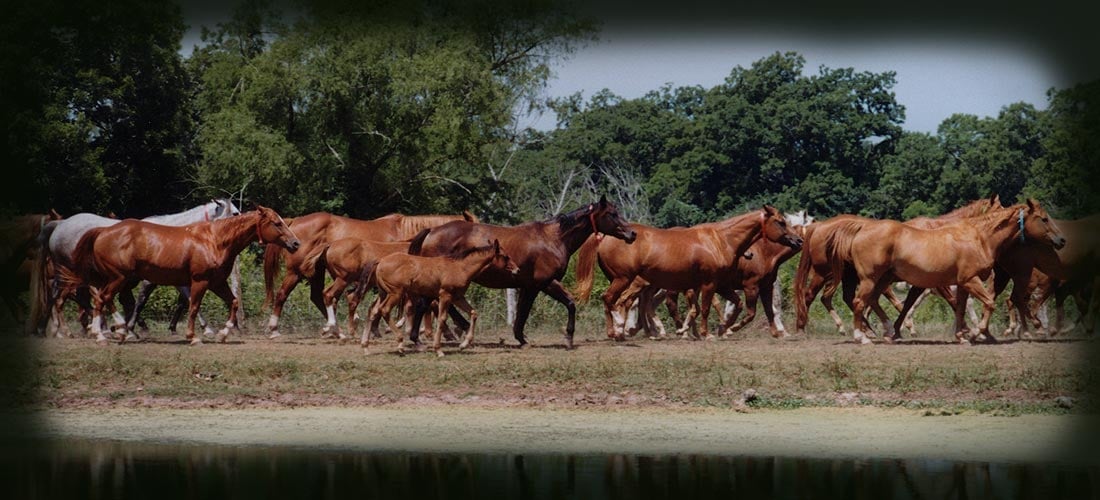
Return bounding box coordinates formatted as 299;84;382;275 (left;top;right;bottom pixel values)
256;205;301;252
487;239;520;276
1021;199;1066;249
212;198;242;219
761;205;803;249
785;210;815;239
590;195;637;243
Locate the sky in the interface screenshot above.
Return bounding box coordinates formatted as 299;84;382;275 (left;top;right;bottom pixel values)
178;1;1080;135
521;28;1067;133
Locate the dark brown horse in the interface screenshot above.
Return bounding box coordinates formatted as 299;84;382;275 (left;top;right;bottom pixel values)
827;201;1064;344
993;214;1100;337
793;195;1002;337
262;211;477;338
411;196;637;349
574;205;803;340
364;238;519;356
1;212;60;329
70;207;301;345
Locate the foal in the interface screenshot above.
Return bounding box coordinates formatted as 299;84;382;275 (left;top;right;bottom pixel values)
70;206;300;345
305;229;431;340
364;239;518;357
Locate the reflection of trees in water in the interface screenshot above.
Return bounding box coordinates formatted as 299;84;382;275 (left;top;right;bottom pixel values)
5;440;1095;499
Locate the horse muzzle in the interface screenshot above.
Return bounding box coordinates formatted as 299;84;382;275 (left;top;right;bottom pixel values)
286;240;302;253
1052;235;1067;250
621;229;638;243
786;235;804;250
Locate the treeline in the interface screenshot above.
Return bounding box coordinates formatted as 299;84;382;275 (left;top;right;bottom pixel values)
4;0;1098;223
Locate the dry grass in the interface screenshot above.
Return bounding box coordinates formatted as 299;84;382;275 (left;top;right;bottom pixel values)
15;314;1096;415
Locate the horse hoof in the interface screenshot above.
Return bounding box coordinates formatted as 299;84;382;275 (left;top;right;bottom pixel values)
859;336;873;345
190;338;203;346
703;334;716;341
216;332;228;343
436;351;445;358
362;346;370;355
268;332;282;340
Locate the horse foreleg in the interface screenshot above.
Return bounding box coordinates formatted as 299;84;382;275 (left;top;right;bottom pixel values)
345;285;366;343
850;276;886;345
512;287;539;347
960;276;997;343
452;295;478;350
729;286;760;335
718;291;744;337
678;289;700;339
127;280;156;333
431;293;452;357
759;280;787;339
601;278;632;341
116;285;139;341
543;280;579;349
321;276;348;339
208;280;239;343
268;273;302;339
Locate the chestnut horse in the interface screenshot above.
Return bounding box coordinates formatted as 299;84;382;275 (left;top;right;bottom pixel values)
827;200;1064;344
364;238;519;356
304;229;431;340
69;206;301;345
793;195;1002;337
410;196;637;349
574;205;803;341
612;210;814;340
262;211;477;338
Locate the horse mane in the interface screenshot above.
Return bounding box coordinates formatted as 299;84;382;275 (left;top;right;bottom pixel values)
407;228;431;255
549;204;591;228
938;197;997;219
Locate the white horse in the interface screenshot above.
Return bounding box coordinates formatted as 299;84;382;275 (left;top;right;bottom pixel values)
30;199;241;339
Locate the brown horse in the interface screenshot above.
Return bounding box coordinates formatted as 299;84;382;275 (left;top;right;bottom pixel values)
262;211;477;338
70;207;301;345
612;211;814;340
574;205;803;341
304;229;431;340
411;196;637;349
793;195;1002;336
1;212;60;329
993;214;1100;337
364;239;519;356
828;200;1064;344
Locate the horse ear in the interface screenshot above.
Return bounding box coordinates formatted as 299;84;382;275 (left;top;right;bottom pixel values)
599;194;608;206
1026;198;1039;212
49;208;62;220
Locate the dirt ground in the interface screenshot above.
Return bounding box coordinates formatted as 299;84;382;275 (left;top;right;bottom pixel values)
33;405;1098;465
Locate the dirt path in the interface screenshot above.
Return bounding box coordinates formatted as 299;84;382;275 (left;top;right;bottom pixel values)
37;406;1095;464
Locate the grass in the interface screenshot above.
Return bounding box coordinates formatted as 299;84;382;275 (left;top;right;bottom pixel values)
11;309;1094;416
6;253;1095;415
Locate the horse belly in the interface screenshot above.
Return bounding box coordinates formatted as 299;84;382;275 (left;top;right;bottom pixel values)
892;259;959;289
134;261;192;287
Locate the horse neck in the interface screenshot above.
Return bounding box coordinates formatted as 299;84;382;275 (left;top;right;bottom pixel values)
143;203;215;226
970;207;1023;259
210;212;262;257
554;212;596;255
716;212;764;257
456;248;497;280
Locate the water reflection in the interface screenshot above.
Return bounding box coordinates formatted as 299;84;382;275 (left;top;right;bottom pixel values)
2;438;1096;499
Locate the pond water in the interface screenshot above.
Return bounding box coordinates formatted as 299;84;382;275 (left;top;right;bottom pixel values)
2;438;1096;499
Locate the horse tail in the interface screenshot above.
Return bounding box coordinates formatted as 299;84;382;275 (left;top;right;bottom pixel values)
69;227;105;287
301;244;329;281
572;234;600;303
407;228;431;255
26;220;58;334
262;244;284;310
817;219;865;302
356;261;378;293
462;210;479;223
793;223;817;329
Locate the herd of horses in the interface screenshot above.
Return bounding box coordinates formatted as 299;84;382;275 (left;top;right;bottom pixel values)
3;193;1097;356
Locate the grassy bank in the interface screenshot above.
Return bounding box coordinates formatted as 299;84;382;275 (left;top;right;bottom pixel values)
17;316;1095;415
